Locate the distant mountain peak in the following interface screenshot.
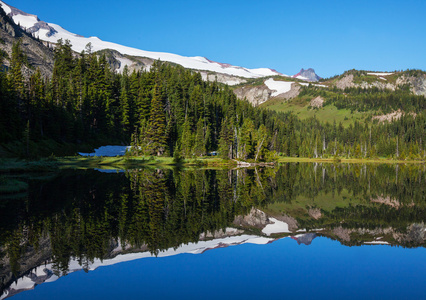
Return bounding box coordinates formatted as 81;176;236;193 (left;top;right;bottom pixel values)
292;68;321;82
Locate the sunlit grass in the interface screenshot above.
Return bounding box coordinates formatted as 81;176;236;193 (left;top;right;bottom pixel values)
277;157;425;164
262;100;367;127
1;154;424;173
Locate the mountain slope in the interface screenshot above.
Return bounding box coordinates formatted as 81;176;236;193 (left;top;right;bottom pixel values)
0;0;283;81
0;4;54;77
261;69;426;126
330;69;426;96
233;76;327;106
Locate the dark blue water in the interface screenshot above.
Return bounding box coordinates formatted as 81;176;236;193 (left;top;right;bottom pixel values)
13;237;426;300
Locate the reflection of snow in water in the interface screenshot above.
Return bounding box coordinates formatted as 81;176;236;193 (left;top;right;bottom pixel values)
262;218;291;235
78;146;130;157
0;233;275;299
291;233;317;245
364;241;390;245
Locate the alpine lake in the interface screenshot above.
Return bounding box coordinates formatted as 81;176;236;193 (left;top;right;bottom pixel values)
1;154;425;299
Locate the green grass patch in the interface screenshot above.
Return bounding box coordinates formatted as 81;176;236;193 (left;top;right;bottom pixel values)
352;74;380;84
1;155;423;174
58;155;238;170
263;100;367;127
277;157;425;164
264;189;362;219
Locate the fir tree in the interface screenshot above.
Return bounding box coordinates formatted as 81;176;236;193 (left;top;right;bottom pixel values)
145;83;167;156
193;118;206;156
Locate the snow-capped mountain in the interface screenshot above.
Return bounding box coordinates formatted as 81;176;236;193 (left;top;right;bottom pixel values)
0;3;55;77
0;1;284;80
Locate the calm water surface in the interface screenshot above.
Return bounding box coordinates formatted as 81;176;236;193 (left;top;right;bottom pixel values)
1;163;425;299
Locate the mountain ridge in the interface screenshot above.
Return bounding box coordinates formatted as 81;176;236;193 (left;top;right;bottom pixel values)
0;0;285;82
0;3;54;77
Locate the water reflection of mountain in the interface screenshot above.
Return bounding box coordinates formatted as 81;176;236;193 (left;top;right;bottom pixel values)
1;232;275;300
291;233;317;245
0;164;425;298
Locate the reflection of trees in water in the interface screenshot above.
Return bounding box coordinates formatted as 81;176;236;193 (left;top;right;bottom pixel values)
265;163;426;246
268;163;426;208
125;168;272;255
0;164;425;280
0;167;273;278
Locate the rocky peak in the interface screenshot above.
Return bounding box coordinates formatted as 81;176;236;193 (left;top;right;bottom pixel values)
293;68;321;82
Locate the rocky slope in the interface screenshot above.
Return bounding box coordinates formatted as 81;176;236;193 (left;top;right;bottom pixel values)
333;70;426;96
0;6;54;77
233;79;302;106
233;84;273;106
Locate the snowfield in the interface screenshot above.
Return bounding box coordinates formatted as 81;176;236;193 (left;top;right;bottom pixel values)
299;82;327;88
367;72;394;76
264;79;293;96
116;57;135;73
0;0;10;14
0;1;283;79
8;13;38;29
294;75;309;81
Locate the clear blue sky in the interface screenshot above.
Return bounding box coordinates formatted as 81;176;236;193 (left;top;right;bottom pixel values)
8;0;426;78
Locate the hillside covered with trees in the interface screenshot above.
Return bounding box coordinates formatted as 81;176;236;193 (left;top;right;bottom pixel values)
1;39;426;160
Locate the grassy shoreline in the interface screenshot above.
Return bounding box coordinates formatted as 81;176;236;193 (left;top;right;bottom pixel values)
1;155;425;174
277;157;426;164
1;155;424;195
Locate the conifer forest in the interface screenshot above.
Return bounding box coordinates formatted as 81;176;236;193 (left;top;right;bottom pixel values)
1;39;426;161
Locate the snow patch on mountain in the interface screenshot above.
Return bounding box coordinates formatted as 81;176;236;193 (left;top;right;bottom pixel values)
294;75;309;81
0;0;10;14
200;71;248;86
0;1;283;79
7;13;36;29
367;72;394;76
116;57;135;73
299;82;327;88
264;79;293;96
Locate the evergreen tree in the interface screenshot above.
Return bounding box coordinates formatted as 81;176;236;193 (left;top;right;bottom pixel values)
193;118;206;156
145;83;167;156
9;39;25;100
